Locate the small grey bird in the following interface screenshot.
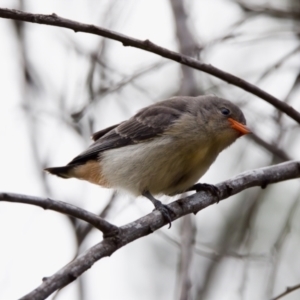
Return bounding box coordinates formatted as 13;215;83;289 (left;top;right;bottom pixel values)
45;95;251;226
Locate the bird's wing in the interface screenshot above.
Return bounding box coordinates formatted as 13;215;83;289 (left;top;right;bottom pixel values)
68;100;188;165
91;123;120;141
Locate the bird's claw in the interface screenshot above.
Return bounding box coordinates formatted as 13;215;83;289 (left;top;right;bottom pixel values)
142;190;175;228
197;183;219;195
191;183;220;202
153;202;174;229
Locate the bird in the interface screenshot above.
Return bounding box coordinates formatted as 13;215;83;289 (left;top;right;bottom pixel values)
45;95;251;226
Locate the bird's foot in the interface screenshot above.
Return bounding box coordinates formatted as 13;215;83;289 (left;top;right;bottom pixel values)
153;200;174;229
187;183;220;202
142;191;175;228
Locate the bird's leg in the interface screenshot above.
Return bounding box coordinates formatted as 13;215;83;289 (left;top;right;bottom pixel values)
186;183;220;201
142;190;174;228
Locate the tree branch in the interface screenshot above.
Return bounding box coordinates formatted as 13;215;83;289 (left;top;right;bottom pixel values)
75;192;118;245
0;8;300;123
13;160;300;300
0;193;118;236
271;283;300;300
170;0;200;95
236;1;300;20
177;214;195;300
250;133;291;162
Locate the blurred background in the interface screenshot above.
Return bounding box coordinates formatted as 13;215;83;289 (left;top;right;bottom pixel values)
0;0;300;299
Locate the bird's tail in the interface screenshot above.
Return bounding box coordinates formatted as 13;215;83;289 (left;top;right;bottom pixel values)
44;166;74;179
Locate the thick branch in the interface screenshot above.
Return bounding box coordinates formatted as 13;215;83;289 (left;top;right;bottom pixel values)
0;193;118;236
0;8;300;123
17;160;300;300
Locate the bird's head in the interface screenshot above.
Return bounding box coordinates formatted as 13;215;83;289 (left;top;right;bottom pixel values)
196;95;251;150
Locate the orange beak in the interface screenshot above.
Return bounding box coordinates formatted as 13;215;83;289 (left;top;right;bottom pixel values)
228;118;252;135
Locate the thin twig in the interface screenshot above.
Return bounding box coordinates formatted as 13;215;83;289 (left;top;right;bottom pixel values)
170;0;200;95
257;44;300;82
0;8;299;123
250;133;291;162
237;1;300;20
72;60;168;120
271;283;300;300
76;192;118;245
0;193;118;236
13;160;300;300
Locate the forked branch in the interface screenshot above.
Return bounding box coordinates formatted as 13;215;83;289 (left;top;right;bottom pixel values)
1;160;296;300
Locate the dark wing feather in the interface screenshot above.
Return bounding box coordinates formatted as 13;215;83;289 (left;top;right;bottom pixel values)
117;105;183;140
68;99;188;165
91;123;120;141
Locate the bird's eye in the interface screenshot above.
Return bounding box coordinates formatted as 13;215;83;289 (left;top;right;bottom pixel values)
221;108;230;116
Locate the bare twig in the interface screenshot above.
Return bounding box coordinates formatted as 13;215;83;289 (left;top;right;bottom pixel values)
0;193;118;236
170;0;200;95
236;1;300;20
257;44;300;82
0;8;300;123
75;192;118;245
177;215;196;300
72;60;167;120
157;230;268;261
250;133;291;162
266;188;300;297
271;283;300;300
169;3;199;298
12;160;300;300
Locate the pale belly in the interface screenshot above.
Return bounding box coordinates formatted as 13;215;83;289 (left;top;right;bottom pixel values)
100;137;217;196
